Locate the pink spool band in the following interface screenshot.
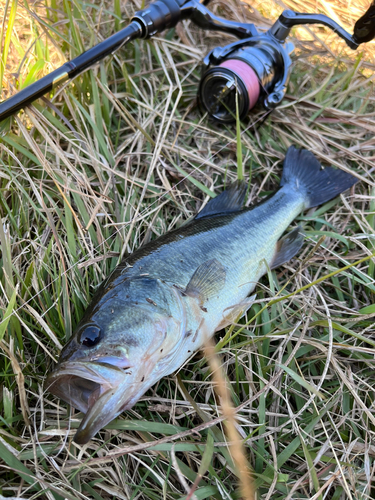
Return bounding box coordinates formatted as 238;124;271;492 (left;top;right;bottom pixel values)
219;59;260;111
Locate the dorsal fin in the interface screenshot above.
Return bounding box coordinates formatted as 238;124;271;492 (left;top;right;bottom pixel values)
195;180;247;220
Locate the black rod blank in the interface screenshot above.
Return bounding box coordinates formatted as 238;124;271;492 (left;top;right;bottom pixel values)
0;21;142;122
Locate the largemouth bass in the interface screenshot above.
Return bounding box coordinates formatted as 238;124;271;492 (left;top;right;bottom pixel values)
47;147;356;444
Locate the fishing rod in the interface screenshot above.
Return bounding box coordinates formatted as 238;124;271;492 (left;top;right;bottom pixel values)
0;0;374;123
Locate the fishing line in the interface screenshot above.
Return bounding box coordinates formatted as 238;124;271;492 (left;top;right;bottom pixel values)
0;100;271;333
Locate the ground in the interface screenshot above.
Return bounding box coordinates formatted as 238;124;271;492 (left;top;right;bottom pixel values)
0;0;374;499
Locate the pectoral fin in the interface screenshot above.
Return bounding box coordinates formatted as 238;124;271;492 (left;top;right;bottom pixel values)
184;259;226;304
271;226;304;269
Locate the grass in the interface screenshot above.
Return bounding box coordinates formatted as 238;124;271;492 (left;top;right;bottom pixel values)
0;0;375;498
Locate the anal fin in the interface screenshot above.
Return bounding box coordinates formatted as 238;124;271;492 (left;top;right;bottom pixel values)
271;226;304;270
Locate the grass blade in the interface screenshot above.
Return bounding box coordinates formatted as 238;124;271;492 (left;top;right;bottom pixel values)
0;0;18;94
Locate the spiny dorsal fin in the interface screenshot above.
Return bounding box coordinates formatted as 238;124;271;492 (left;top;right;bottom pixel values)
184;259;226;304
271;226;304;270
195;180;247;220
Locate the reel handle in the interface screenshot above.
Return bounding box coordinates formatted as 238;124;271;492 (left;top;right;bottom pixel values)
353;0;375;44
269;6;375;49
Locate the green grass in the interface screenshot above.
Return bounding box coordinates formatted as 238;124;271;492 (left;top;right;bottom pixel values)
0;0;375;498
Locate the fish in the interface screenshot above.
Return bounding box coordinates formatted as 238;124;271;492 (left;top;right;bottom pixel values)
46;146;357;445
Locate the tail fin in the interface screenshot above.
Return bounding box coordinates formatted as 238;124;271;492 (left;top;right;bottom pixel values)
280;146;357;209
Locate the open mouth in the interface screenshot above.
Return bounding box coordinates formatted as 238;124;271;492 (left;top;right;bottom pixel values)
47;373;103;414
46;361;131;444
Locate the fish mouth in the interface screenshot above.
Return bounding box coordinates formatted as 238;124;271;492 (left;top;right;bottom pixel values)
46;361;138;445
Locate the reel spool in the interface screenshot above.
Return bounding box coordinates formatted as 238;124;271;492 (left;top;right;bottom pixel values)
199;37;292;123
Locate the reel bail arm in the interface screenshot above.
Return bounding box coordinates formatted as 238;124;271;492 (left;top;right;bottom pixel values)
180;0;258;39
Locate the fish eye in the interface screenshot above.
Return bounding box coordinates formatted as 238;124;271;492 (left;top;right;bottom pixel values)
80;325;102;348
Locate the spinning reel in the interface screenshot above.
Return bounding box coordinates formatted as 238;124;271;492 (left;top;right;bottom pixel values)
0;0;374;123
198;6;375;122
